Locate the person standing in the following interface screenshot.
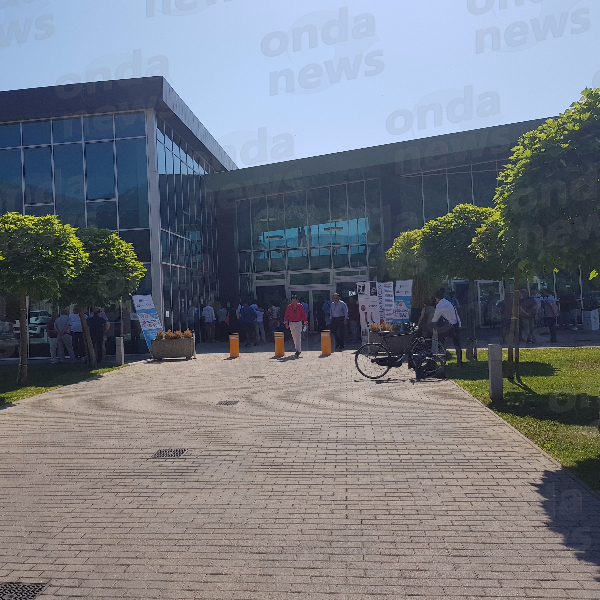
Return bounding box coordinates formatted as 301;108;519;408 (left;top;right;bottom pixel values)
322;299;333;328
347;295;360;342
54;309;74;363
519;290;538;343
542;290;558;343
330;293;348;350
432;291;462;366
267;303;279;341
46;311;59;364
254;305;266;343
284;295;308;357
239;301;257;347
68;306;85;361
216;304;228;341
87;308;110;363
202;302;216;343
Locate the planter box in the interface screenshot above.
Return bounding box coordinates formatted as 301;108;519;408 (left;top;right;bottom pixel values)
151;336;196;360
582;310;599;331
368;332;413;355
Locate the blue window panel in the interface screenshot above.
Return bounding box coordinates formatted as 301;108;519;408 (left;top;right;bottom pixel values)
0;124;20;148
85;142;115;200
84;115;114;141
24;147;53;204
87;200;117;230
25;204;54;217
119;229;151;263
350;245;367;268
310;247;331;270
332;245;349;268
0;148;23;213
54;143;85;228
115;112;145;139
116;138;149;229
53;118;82;144
287;248;309;271
22;121;51;146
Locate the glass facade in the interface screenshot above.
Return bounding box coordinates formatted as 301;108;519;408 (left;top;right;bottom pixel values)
234;178;382;290
155;116;217;332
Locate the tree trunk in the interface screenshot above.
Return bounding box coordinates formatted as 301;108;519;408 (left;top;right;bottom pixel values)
507;269;520;381
80;309;96;368
17;293;28;385
467;279;478;361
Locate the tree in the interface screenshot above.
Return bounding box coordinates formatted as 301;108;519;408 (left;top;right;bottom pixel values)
495;87;600;279
384;229;445;309
0;213;88;384
60;228;146;366
418;204;502;360
493;87;600;378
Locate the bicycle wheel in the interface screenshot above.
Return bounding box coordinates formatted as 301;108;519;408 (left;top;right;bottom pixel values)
355;343;392;379
415;354;445;380
412;337;446;358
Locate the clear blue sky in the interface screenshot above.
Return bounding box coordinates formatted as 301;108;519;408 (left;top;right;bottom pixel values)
1;0;597;168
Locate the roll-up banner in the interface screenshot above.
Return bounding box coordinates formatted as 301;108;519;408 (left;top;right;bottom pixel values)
132;295;163;352
393;280;413;323
357;281;379;341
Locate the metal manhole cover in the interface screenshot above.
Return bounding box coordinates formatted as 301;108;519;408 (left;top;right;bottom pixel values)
249;376;265;379
0;583;47;600
217;400;239;406
151;449;187;458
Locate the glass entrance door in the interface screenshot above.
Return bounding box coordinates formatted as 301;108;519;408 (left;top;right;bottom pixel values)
289;288;332;331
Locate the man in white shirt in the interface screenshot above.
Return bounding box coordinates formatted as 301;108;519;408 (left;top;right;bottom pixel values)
432;290;462;366
54;308;74;363
202;302;216;343
68;306;85;360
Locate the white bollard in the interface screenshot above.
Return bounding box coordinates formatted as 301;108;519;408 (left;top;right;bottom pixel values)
488;344;503;401
115;336;125;366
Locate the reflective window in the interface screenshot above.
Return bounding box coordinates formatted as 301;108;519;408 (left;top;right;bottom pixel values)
266;194;285;248
251;196;268;250
85;142;115;200
24;147;53;204
284;191;308;248
310;247;331;270
332;245;349;268
25;204;53;217
116;138;149;229
115;112;145;138
119;229;151;262
347;181;366;244
84;115;114;141
53;118;82;144
270;250;285;271
367;244;381;266
137;265;152;296
472;170;498;208
307;187;331;246
423;173;448;222
0;148;23;214
22;121;51;146
447;171;472;209
329;185;347;242
54;144;85;228
287;248;309;271
237;201;251;250
254;251;269;272
0;124;20;148
87;200;117;230
239;251;252;273
350;245;367;267
397;176;423;229
365;179;381;243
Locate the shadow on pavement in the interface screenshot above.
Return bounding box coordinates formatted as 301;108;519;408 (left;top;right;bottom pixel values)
536;468;600;578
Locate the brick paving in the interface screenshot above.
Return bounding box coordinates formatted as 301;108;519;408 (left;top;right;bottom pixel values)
1;347;599;599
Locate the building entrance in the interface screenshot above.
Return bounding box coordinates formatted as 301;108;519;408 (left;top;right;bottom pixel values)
289;288;332;332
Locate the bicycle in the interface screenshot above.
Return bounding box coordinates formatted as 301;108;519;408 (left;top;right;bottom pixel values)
355;329;446;380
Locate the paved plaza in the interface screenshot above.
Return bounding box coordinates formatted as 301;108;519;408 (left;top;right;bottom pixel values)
1;347;599;599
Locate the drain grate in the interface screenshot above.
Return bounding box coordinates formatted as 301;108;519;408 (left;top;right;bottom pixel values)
217;400;239;406
151;449;187;458
0;582;47;600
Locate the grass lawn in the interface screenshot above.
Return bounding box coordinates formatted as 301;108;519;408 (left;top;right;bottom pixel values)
447;348;600;491
0;363;126;404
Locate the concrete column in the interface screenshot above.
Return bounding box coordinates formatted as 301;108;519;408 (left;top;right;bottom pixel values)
488;344;503;401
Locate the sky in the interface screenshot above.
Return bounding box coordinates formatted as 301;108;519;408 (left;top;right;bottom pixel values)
0;0;598;168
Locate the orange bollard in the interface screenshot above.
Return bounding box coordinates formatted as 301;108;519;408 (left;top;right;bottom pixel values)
321;330;331;356
274;331;285;357
229;334;239;358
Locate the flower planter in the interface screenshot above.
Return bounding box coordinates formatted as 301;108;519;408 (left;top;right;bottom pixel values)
151;336;196;360
368;331;413;355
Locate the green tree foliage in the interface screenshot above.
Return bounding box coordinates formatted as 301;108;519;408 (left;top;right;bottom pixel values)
495;87;600;279
60;228;146;366
385;229;444;308
0;213;88;384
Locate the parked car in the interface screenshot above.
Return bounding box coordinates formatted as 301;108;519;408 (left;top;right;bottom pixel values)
29;310;52;325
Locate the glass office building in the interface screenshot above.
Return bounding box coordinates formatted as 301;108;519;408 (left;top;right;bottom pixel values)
0;77;234;358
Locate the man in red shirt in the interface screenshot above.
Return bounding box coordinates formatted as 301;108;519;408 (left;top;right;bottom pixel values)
284;295;308;357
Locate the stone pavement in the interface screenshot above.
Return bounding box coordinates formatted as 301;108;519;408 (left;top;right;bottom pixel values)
1;348;599;599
